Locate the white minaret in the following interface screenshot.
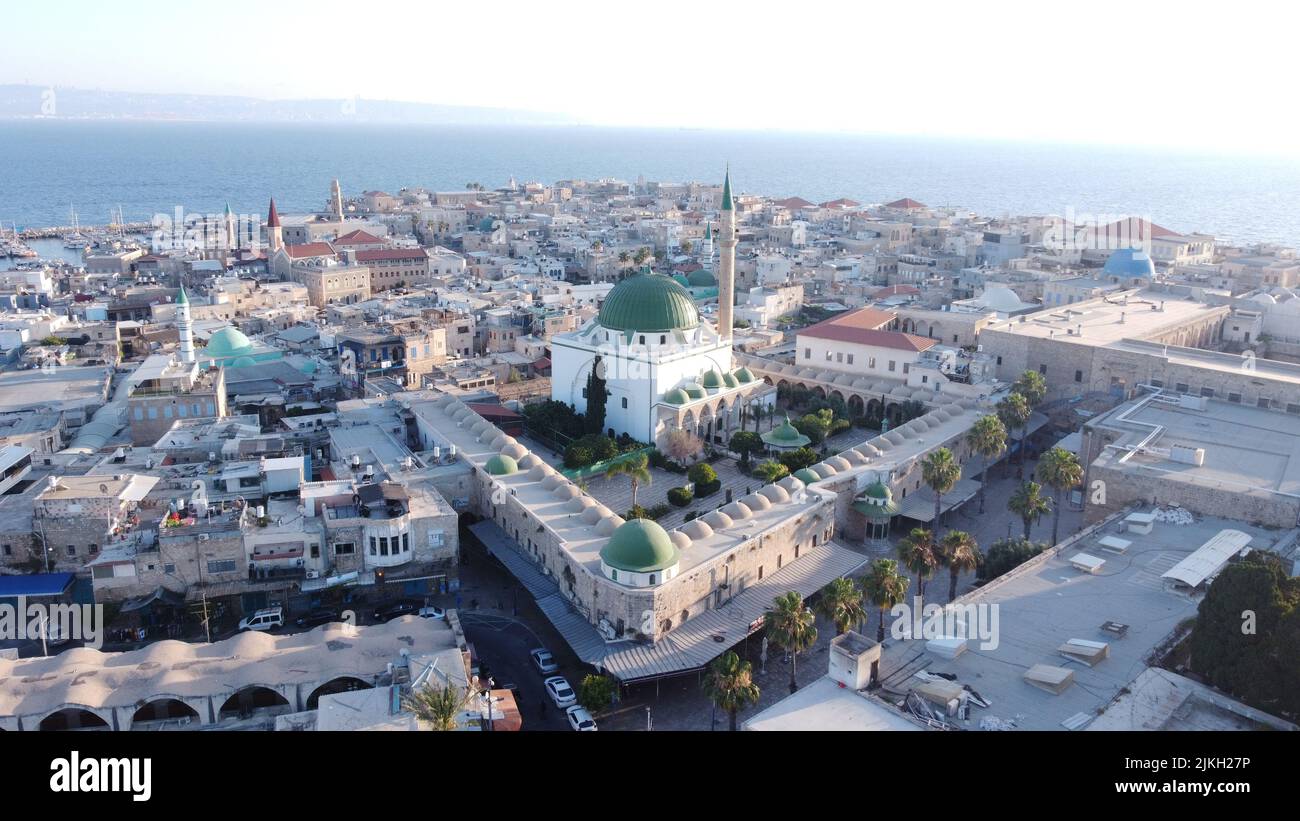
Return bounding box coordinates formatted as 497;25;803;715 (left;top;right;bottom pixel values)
330;179;344;222
176;286;195;364
702;221;714;272
717;169;736;339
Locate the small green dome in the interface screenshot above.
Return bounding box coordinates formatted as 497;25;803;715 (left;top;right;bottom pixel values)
794;468;820;485
700;369;724;389
601;519;680;573
671;273;691;287
663;388;689;405
485;455;519;476
229;356;256;369
686;269;717;288
734;367;754;383
683;383;706;400
206;326;253;359
864;480;891;500
762;416;812;448
722;372;738;388
598;273;700;333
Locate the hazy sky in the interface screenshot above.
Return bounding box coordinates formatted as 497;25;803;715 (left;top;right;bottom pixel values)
4;0;1296;154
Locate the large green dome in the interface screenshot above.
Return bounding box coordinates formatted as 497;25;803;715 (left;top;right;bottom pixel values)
601;519;680;573
485;455;519;475
206;326;253;359
598;274;700;333
686;269;717;288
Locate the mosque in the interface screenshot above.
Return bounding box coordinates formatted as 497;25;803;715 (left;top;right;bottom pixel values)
175;287;285;371
549;172;775;448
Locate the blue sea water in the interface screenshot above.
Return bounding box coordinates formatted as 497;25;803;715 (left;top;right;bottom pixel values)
1;120;1299;246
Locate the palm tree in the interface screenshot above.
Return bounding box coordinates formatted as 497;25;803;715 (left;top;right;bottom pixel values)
702;651;760;731
996;392;1032;477
921;447;961;531
939;530;981;602
1008;480;1052;540
966;414;1007;514
862;559;910;642
765;591;818;693
1036;447;1084;545
403;681;469;731
1013;369;1048;408
816;576;867;635
606;452;652;510
896;528;939;613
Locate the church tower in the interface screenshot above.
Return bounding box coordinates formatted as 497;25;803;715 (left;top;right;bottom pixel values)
267;198;283;254
717;169;736;339
176;286;195;364
329;179;344;222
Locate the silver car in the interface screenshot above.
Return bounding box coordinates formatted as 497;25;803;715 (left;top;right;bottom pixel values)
530;647;559;675
566;705;597;731
544;676;577;708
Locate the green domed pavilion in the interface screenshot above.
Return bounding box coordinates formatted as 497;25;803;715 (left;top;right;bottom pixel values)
762;415;812;451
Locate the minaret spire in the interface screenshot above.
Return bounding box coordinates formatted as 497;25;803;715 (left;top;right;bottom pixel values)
717;167;736;339
176;285;195;364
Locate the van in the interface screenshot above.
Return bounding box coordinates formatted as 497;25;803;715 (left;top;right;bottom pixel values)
238;607;284;632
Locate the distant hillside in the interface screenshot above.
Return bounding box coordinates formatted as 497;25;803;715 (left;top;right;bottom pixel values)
0;84;577;125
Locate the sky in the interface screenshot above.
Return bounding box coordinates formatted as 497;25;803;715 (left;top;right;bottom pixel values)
4;0;1298;155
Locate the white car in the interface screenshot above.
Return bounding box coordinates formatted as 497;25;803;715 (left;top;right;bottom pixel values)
238;607;284;632
418;606;445;620
544;676;577;708
530;648;559;675
566;705;597;732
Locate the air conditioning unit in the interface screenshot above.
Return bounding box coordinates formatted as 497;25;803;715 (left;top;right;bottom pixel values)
306;570;320;580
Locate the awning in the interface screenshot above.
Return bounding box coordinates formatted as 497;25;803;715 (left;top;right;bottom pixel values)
119;586;186;613
895;477;982;522
0;572;75;598
1161;529;1252;588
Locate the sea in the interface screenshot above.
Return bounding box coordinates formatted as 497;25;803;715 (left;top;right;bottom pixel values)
2;120;1299;247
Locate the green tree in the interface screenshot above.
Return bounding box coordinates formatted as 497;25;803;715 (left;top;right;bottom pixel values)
1008;480;1051;540
966;414;1007;514
939;530;981;602
996;392;1032;477
862;558;910;643
794;408;834;445
978;537;1046;581
584;357;608;435
817;576;868;635
606;452;652;509
752;460;789;483
702;651;761;731
633;247;651;265
1035;447;1083;545
729;431;764;469
687;461;717;486
778;447;818;472
1013;370;1048;408
579;674;617;714
403;681;469;731
896;528;939;613
921;447;961;532
765;591;818;693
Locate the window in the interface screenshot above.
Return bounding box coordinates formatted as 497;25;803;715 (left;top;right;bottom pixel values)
836;353;843;363
621;397;628;409
1038;364;1047;375
847;354;854;365
163;563;176;574
336;542;355;556
648;574;657;585
1;544;8;556
825;351;832;361
1228;392;1241;404
1258;397;1271;409
996;356;1003;366
1150;379;1163;388
660;335;666;344
1200;387;1215;398
1287;404;1300;416
803;348;810;359
581;388;587;398
402;533;410;553
639;335;645;345
888;360;896;372
1176;383;1189;393
903;363;910;374
89;543;98;555
869;357;876;368
310;543;320;558
1074;370;1083;383
66;545;76;556
207;559;237;574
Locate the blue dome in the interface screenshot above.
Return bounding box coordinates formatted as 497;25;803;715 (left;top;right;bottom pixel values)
1103;248;1155;279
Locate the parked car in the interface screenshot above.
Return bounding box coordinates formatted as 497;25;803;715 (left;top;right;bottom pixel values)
566;705;597;732
544;676;577;708
417;606;445;620
238;607;284;632
294;607;341;629
530;648;559;675
372;600;422;622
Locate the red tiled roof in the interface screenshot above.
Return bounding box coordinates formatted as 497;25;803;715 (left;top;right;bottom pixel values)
467;402;525;422
820;198;861;208
333;229;386;245
285;242;335;259
872;284;921;297
1093;218;1176;242
799;306;935;352
354;248;429;262
774;197;814;210
885;198;927;209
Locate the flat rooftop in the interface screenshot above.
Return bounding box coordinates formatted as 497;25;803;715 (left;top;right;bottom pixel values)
744;674;923;731
0;366;112;413
981;290;1227;346
1092;394;1300;498
875;512;1289;731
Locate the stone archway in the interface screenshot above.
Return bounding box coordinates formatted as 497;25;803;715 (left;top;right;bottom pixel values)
848;394;865;418
39;707;110;731
306;676;373;710
218;686;290;721
131;698;200;728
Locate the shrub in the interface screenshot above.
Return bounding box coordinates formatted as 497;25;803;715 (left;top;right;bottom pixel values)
778;447;819;472
753;460;789;483
628;503;672;521
694;479;721;497
579;674;616;714
650;450;687;474
977;537;1047;581
563;433;617;468
667;487;694;507
684;511;699;522
687;462;717;486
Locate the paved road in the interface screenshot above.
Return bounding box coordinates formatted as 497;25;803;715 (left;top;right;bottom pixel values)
461;613;570;731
